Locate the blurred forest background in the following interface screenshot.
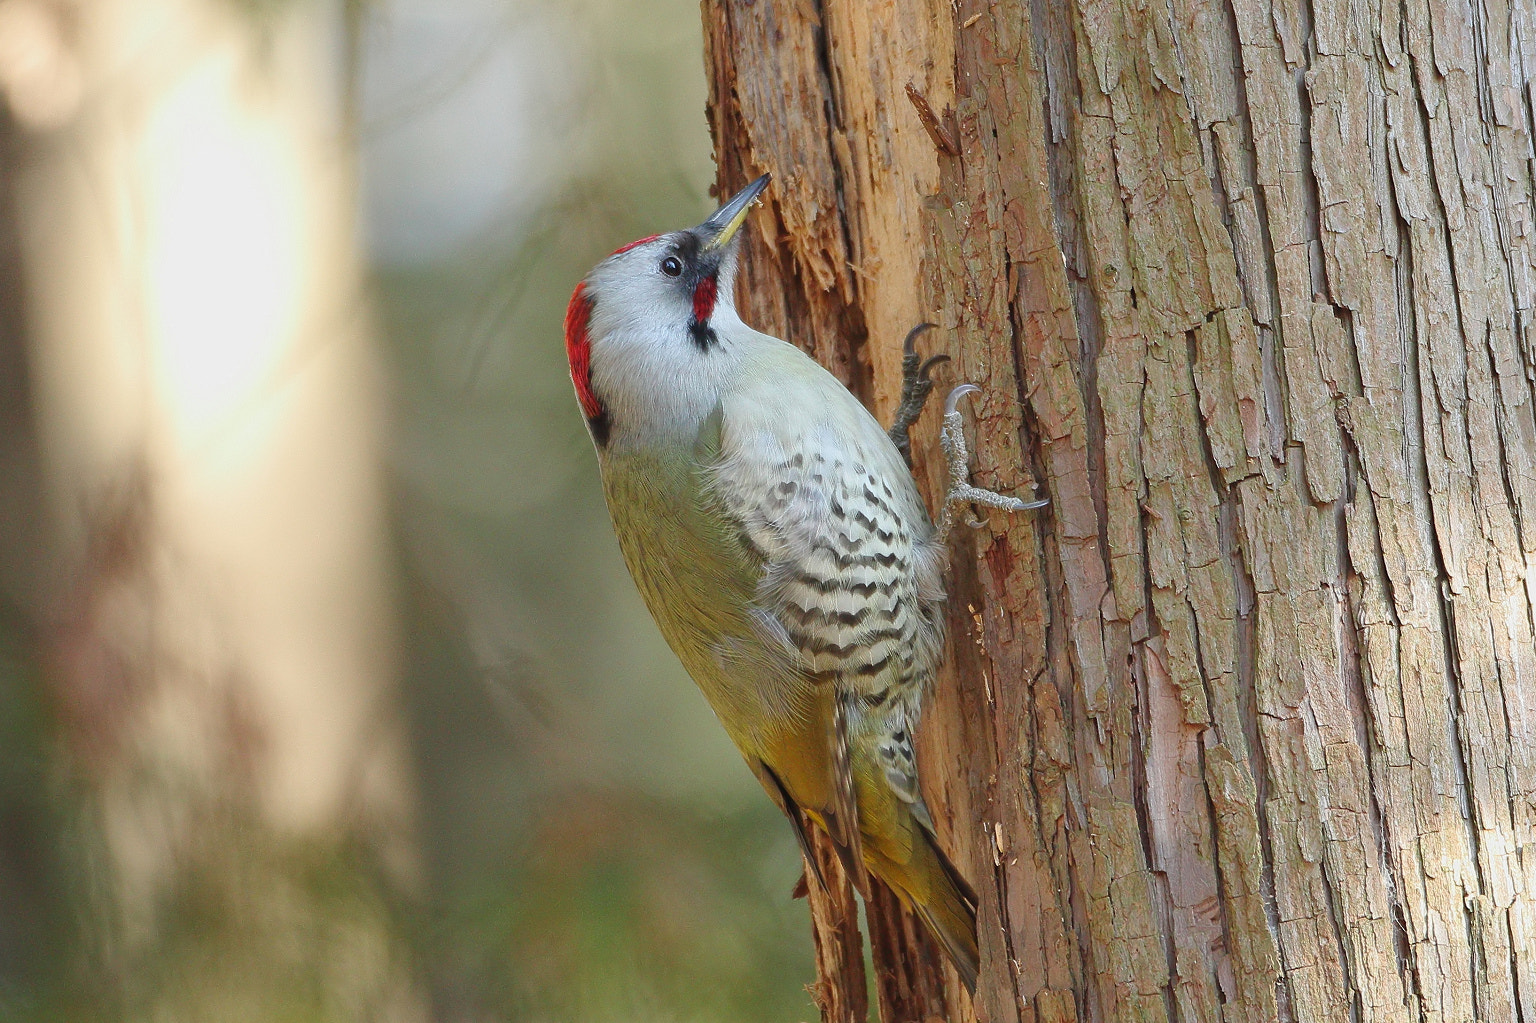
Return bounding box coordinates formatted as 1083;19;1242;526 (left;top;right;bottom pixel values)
0;0;815;1020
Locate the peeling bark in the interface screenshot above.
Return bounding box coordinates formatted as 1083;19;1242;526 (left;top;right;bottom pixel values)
701;0;1536;1019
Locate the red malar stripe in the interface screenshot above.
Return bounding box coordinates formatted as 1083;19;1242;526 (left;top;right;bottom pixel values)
692;276;717;324
564;281;602;420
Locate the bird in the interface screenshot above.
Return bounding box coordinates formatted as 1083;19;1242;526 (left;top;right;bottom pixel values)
563;174;1046;993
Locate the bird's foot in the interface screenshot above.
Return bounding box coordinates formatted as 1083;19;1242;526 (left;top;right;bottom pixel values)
887;323;951;467
935;384;1049;544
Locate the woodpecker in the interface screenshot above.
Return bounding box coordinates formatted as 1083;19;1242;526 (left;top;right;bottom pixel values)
564;175;1045;992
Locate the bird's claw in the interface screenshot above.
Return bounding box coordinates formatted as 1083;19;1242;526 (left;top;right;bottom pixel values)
944;382;980;415
935;384;1049;544
888;323;951;466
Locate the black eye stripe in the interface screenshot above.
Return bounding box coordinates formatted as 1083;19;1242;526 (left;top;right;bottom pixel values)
672;233;702;261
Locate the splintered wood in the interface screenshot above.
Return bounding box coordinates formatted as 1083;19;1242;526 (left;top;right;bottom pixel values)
700;0;1535;1019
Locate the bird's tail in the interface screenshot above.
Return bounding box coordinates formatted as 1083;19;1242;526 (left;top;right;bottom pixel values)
911;826;980;994
871;814;980;993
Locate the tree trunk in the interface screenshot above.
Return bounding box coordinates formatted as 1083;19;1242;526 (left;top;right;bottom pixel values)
701;0;1536;1020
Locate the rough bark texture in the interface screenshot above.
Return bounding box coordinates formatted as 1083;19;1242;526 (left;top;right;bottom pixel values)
701;0;1536;1020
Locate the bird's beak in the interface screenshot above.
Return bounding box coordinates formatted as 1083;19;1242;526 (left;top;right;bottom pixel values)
699;174;770;252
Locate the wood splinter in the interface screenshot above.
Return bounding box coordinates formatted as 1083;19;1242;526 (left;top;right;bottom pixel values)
905;82;959;156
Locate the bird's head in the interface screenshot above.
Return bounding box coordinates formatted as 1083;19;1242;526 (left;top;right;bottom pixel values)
565;174;770;449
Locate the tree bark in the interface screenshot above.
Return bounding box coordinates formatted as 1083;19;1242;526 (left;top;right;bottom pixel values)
701;0;1536;1021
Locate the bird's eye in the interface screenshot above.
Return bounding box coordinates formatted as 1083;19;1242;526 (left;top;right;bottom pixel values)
661;256;683;278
